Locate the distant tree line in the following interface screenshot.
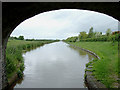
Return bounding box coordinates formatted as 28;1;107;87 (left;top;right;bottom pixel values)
9;36;60;42
9;36;24;40
65;27;120;42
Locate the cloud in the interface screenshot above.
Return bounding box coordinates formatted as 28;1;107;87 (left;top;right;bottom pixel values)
11;9;119;40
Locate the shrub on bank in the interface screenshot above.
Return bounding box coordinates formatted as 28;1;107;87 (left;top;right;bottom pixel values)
17;70;23;79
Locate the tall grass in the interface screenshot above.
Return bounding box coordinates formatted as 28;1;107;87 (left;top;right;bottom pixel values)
6;40;57;80
68;41;118;88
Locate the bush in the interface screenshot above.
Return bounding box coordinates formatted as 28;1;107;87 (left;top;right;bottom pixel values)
6;48;16;74
26;44;31;49
20;63;25;72
17;70;23;79
6;59;16;74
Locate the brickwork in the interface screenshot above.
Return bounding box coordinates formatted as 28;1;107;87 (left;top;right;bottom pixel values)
1;44;8;90
0;45;2;90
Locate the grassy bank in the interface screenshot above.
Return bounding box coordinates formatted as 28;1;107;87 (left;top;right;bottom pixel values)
6;39;58;82
68;41;118;88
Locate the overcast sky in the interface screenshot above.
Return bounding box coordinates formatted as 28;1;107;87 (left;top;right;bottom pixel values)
11;9;119;40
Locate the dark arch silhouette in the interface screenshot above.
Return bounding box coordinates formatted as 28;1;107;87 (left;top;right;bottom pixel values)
1;2;119;89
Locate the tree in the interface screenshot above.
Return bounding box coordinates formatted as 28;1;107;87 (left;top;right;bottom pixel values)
18;36;24;40
14;37;17;40
94;32;102;38
9;36;18;40
79;31;87;39
88;27;94;38
66;36;78;42
106;29;112;36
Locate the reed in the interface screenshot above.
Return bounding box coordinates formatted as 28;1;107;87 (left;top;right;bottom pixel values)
6;39;57;80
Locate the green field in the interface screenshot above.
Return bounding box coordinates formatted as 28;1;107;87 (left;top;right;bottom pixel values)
6;39;58;82
68;41;119;88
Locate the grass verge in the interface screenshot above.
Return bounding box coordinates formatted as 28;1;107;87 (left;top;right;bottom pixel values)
68;41;118;88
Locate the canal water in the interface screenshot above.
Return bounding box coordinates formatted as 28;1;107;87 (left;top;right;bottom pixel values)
13;41;95;88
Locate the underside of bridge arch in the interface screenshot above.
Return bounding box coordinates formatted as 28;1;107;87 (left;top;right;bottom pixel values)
1;2;119;89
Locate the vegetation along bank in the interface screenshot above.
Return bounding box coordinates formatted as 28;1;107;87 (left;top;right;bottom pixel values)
64;28;119;88
6;36;59;87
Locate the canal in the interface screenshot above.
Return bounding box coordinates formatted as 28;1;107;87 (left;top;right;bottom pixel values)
12;41;95;88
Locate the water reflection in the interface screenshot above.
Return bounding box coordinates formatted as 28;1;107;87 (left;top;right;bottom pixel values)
11;41;95;89
69;45;94;61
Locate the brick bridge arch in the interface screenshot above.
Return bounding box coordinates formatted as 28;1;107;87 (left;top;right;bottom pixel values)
1;2;119;89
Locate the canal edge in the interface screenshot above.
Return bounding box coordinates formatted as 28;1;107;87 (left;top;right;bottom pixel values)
69;44;106;88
